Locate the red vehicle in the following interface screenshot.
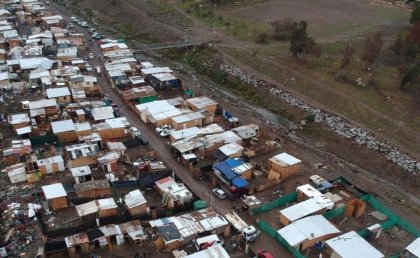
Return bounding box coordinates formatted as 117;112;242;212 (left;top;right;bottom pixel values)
257;249;274;258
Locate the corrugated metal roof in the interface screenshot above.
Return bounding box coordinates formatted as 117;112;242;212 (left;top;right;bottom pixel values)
326;231;384;258
51;119;75;133
47;87;70;98
42;183;67;199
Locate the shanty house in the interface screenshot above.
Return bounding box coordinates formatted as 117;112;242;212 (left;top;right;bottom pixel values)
56;47;78;63
65;143;100;168
155;176;177;197
120;85;157;106
74;122;92;136
70;75;100;96
213;158;252;182
46;87;71;105
279;195;334;226
91;106;115;122
97;198;118;217
170;112;205;130
8;113;30;132
74;180;111;199
325;231;385;258
28;99;58;118
2;163;27;183
97;151;120;173
42;183;68;211
70;166;92;184
277;215;340;252
216;142;244;161
124;189;148;217
267;152;301;180
51;119;77;143
163;183;193;209
92;117;129;140
36;155;65;175
186;96;218;113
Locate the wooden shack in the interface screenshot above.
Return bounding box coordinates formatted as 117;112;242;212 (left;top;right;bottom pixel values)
97;198;118;217
7;113;30;132
124;189;148;217
267;152;301;180
186;96;218;113
74;180;111;199
51;120;77;143
42;183;68;211
36;155;65;175
170;112;205;130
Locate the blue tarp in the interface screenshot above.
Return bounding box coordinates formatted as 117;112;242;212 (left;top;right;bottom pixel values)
214;162;238;182
223;110;233;119
225;158;243;168
232;177;249;188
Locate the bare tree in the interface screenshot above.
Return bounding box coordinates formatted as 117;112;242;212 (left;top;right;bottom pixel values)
340;42;354;70
361;32;382;70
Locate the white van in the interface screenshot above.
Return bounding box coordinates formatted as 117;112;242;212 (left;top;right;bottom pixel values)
96;66;101;75
194;235;224;251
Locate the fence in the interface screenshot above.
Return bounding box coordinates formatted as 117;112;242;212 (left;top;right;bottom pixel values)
252;191;297;215
254;192;419;258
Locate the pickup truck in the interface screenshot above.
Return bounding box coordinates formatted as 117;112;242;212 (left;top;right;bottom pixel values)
224;211;260;242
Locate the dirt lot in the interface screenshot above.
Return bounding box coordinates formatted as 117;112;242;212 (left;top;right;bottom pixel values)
230;0;410;42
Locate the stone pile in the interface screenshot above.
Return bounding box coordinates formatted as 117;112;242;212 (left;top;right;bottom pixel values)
220;64;420;174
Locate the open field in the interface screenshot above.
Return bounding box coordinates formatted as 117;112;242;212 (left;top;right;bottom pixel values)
229;0;410;42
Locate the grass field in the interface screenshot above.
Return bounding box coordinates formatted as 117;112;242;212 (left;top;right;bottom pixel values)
227;0;410;42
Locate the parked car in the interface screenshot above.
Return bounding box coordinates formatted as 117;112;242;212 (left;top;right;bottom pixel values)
129;127;141;137
81;22;88;27
22;35;27;41
309;174;327;185
70;16;77;22
136;135;149;145
155;124;172;133
88;53;94;59
86;64;93;72
212;188;226;200
256;249;274;258
159;129;172;137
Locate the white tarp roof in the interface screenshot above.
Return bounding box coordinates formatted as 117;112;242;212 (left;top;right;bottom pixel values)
97;198;117;210
19;57;54;70
91;106;115;121
219;142;244;156
124;189;147;208
140;67;172;75
185;244;230;258
28;99;57;110
277;215;340;247
280;196;334;222
16;126;32;135
42;183;67;199
47;87;70;98
75;200;98;217
272;152;301;166
326;231;384;258
51;119;75;133
406;238;420;257
171;112;205;124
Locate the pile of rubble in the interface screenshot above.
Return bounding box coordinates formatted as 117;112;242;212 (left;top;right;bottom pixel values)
220;64;420;174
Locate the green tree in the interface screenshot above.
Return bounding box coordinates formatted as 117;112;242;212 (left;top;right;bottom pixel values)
290;21;308;58
400;63;420;87
410;3;420;24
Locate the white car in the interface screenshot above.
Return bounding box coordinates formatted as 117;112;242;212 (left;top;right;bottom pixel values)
70;16;77;22
159;129;172;137
309;174;327;185
81;22;88;27
86;64;93;72
88;53;94;59
155;124;172;133
212;188;226;200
